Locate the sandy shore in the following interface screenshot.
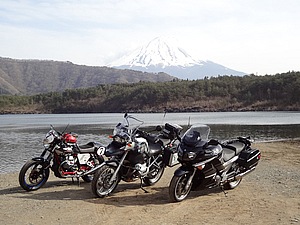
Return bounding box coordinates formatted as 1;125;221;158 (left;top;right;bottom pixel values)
0;141;299;225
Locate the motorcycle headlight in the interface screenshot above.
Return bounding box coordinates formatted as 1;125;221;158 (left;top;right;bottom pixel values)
43;131;55;148
43;138;52;148
186;152;196;160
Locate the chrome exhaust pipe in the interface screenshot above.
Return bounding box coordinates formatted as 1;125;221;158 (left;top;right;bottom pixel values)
81;162;106;176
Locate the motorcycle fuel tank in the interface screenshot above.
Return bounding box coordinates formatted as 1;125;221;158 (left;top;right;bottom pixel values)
63;133;77;143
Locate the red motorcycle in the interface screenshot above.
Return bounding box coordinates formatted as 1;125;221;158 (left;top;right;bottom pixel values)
19;125;105;191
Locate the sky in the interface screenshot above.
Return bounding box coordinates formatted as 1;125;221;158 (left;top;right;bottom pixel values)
1;0;300;75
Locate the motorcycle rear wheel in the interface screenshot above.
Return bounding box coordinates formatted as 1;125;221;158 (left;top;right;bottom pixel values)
91;164;120;198
224;178;242;190
81;156;105;182
82;174;93;182
169;174;192;202
143;161;165;186
19;159;50;191
224;162;243;190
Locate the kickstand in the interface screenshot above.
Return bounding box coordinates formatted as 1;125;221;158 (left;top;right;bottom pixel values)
140;179;149;193
77;177;80;187
220;185;227;197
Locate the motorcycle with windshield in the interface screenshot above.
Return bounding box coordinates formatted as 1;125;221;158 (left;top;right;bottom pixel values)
19;125;105;191
91;113;182;198
169;124;261;202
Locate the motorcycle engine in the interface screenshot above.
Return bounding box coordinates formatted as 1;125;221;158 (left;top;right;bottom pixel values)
61;154;77;171
135;163;148;175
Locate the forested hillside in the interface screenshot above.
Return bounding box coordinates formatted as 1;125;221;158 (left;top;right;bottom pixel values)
0;57;174;95
0;71;299;113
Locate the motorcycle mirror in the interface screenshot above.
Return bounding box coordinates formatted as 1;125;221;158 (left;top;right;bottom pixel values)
155;125;162;131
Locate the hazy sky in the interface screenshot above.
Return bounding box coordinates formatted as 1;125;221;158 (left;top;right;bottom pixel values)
1;0;299;75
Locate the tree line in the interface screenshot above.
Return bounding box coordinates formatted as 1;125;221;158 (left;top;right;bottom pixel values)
1;71;299;113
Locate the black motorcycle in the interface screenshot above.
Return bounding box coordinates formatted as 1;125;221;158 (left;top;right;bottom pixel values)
169;123;261;202
19;125;105;191
91;113;182;198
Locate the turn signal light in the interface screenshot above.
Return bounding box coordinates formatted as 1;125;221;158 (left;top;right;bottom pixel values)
197;165;205;170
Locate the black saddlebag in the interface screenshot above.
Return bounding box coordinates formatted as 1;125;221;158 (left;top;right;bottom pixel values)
237;148;261;169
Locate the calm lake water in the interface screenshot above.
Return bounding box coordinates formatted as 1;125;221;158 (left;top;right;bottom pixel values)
1;112;300;174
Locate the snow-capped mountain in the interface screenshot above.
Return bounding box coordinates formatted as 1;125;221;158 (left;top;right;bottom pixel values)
109;37;246;80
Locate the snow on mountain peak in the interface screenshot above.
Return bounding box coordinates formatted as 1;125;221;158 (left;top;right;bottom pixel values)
110;37;202;68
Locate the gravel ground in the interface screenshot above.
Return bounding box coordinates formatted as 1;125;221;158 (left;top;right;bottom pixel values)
0;140;299;225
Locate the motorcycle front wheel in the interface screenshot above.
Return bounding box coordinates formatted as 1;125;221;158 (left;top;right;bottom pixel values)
169;173;193;202
91;164;120;198
19;159;50;191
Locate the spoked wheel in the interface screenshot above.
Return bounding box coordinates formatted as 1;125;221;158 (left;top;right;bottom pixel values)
143;159;165;186
169;173;193;202
19;159;50;191
91;165;120;198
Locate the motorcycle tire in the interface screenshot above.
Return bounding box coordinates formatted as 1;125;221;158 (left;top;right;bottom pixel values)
81;156;105;182
143;163;165;186
224;178;242;190
91;164;120;198
81;174;93;182
19;159;50;191
224;162;242;190
169;173;193;202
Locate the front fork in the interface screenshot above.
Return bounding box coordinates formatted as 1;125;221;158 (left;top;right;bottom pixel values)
32;153;52;170
109;151;129;183
174;166;197;191
185;168;196;191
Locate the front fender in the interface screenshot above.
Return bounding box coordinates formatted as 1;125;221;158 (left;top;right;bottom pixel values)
105;159;118;168
31;157;50;168
174;166;193;177
32;157;45;163
83;159;119;176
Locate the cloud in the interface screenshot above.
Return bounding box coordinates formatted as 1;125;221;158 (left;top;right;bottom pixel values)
0;0;300;74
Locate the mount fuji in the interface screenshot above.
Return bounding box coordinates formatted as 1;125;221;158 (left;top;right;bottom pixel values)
109;37;246;80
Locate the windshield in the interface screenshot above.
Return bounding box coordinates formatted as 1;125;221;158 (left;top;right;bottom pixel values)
44;127;59;144
112;114;144;140
182;124;210;142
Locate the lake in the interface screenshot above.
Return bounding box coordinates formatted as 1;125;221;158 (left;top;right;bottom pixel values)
0;111;299;174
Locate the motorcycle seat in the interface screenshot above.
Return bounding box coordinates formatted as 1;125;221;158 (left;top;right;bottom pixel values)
78;142;96;153
227;141;245;154
222;147;236;162
147;141;163;155
222;141;246;161
148;148;162;156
